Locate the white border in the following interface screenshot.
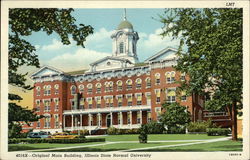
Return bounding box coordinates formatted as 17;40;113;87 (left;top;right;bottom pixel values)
1;1;249;160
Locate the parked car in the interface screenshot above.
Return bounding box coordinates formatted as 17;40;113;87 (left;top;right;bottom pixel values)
51;132;79;139
27;131;51;138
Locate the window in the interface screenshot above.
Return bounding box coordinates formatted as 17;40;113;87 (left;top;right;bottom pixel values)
71;85;76;95
155;107;161;122
166;72;171;83
43;85;51;96
109;82;113;92
54;98;59;111
105;97;113;107
126;79;132;90
117;96;123;107
36;86;41;96
155;89;161;104
171;72;175;83
37;121;40;128
70;99;75;109
44;116;51;128
126;94;132;106
54;84;59;95
78;85;84;93
96;83;101;93
147;112;152;122
167;88;176;103
105;82;109;92
44;100;51;112
87;84;92;94
155;73;160;85
181;91;187;101
87;98;92;109
117;80;123;91
96;97;101;108
35;100;40;112
133;43;136;53
136;78;142;89
136;93;142;105
137;111;141;124
54;114;59;128
79;98;84;109
180;72;186;81
145;78;151;88
119;42;124;53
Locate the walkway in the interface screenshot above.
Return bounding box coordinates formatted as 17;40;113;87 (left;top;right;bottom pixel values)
21;137;231;152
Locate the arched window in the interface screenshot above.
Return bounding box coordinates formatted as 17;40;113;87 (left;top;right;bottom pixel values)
36;86;41;96
78;85;84;93
117;80;123;91
87;84;93;94
105;82;109;92
119;42;124;53
136;78;142;89
171;71;176;83
126;79;132;90
47;85;51;95
166;72;171;83
54;84;59;95
96;83;101;93
145;77;151;88
167;88;176;103
109;82;113;92
71;85;76;95
155;73;160;85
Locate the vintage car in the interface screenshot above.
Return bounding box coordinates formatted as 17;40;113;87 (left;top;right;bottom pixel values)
27;131;51;138
51;132;79;139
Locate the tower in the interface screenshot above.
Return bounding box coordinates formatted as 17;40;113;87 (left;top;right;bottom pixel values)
111;9;139;63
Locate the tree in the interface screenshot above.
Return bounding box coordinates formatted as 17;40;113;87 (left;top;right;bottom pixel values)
8;9;93;132
160;102;191;134
160;8;242;140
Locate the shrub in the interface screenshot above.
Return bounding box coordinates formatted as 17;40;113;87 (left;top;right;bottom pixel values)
206;128;230;136
187;119;216;133
80;129;89;135
145;121;166;134
138;125;148;143
167;126;186;134
107;127;119;135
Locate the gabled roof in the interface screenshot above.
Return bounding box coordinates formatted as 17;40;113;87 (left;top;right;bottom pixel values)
90;56;132;66
30;65;65;78
144;47;180;63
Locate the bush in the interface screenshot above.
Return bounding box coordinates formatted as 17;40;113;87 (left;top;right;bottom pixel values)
167;126;186;134
187;119;217;133
206;128;230;136
107;127;119;135
138;125;148;143
145;121;166;134
70;130;89;136
8;137;105;144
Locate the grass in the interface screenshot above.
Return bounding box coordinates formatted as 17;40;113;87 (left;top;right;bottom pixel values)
8;142;102;151
9;134;240;152
93;134;226;142
133;140;243;152
42;141;195;152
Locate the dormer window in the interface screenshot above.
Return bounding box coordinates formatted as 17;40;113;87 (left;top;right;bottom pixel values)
119;42;124;53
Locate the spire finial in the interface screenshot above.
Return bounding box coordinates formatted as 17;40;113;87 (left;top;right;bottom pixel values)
123;8;127;20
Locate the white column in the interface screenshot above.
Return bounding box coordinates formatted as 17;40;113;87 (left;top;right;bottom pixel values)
80;114;82;128
140;110;142;125
71;115;74;129
88;114;91;126
110;112;113;126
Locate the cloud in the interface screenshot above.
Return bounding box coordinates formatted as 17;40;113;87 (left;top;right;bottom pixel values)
137;28;180;61
41;38;74;51
44;48;111;72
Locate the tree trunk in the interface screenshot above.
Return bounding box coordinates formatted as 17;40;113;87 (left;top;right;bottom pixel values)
231;101;237;141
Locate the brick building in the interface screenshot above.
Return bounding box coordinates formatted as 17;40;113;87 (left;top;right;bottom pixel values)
23;13;229;134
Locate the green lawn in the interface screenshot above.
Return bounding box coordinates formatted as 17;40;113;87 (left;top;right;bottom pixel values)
9;134;239;152
133;140;243;152
90;134;225;142
42;141;195;152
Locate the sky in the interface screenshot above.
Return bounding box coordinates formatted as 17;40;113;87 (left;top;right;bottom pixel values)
23;8;180;72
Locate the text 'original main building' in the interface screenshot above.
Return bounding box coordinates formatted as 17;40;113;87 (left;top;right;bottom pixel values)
27;14;231;134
